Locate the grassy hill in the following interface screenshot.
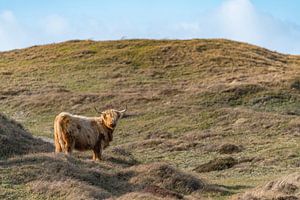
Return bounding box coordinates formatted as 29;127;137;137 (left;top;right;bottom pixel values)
0;39;300;199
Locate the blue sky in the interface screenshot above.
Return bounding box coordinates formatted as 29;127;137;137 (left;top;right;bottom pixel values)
1;0;300;54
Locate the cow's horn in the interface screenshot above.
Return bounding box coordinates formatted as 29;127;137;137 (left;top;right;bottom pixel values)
94;107;101;114
119;105;127;113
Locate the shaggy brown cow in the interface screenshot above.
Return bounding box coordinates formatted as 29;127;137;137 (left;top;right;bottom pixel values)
54;108;126;161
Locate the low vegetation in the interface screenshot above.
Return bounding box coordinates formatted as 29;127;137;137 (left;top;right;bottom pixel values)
0;39;299;199
0;115;223;199
0;113;52;159
234;173;300;199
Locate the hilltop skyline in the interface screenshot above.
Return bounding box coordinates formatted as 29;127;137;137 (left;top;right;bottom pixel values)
1;0;300;54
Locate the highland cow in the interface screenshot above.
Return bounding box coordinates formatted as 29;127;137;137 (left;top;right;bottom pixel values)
54;108;126;161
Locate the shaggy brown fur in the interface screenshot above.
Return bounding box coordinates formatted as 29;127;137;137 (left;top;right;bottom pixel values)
54;109;126;161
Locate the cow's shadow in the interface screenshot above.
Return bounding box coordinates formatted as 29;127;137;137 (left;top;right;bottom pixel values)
72;146;139;168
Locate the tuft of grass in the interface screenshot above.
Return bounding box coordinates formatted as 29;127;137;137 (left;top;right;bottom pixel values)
290;77;300;90
194;157;237;173
0;113;53;159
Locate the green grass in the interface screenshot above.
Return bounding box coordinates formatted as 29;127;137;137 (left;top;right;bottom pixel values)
0;39;300;199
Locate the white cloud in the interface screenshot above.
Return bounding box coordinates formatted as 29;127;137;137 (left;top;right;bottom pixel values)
216;0;263;42
0;10;30;51
1;2;300;54
174;0;300;54
42;14;70;36
0;10;16;23
214;0;300;53
0;11;71;51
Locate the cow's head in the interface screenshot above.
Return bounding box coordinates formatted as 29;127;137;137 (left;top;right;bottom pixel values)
100;108;126;130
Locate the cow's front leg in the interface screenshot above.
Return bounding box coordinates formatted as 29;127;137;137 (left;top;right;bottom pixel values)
92;148;102;161
98;146;103;160
92;150;102;161
92;140;103;161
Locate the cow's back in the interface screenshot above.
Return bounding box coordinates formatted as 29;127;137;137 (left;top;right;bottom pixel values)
55;112;100;151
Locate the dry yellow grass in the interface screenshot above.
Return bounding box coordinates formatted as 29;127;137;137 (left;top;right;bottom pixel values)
234;173;300;199
0;39;300;199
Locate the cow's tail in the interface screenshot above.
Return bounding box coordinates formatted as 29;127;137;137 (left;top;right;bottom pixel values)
54;114;69;153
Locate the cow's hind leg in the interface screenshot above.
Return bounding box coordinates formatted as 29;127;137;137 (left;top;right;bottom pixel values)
54;128;62;153
65;140;74;155
55;139;62;153
63;134;74;156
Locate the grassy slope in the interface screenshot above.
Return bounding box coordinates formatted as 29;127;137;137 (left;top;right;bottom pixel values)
0;114;210;200
0;39;300;198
